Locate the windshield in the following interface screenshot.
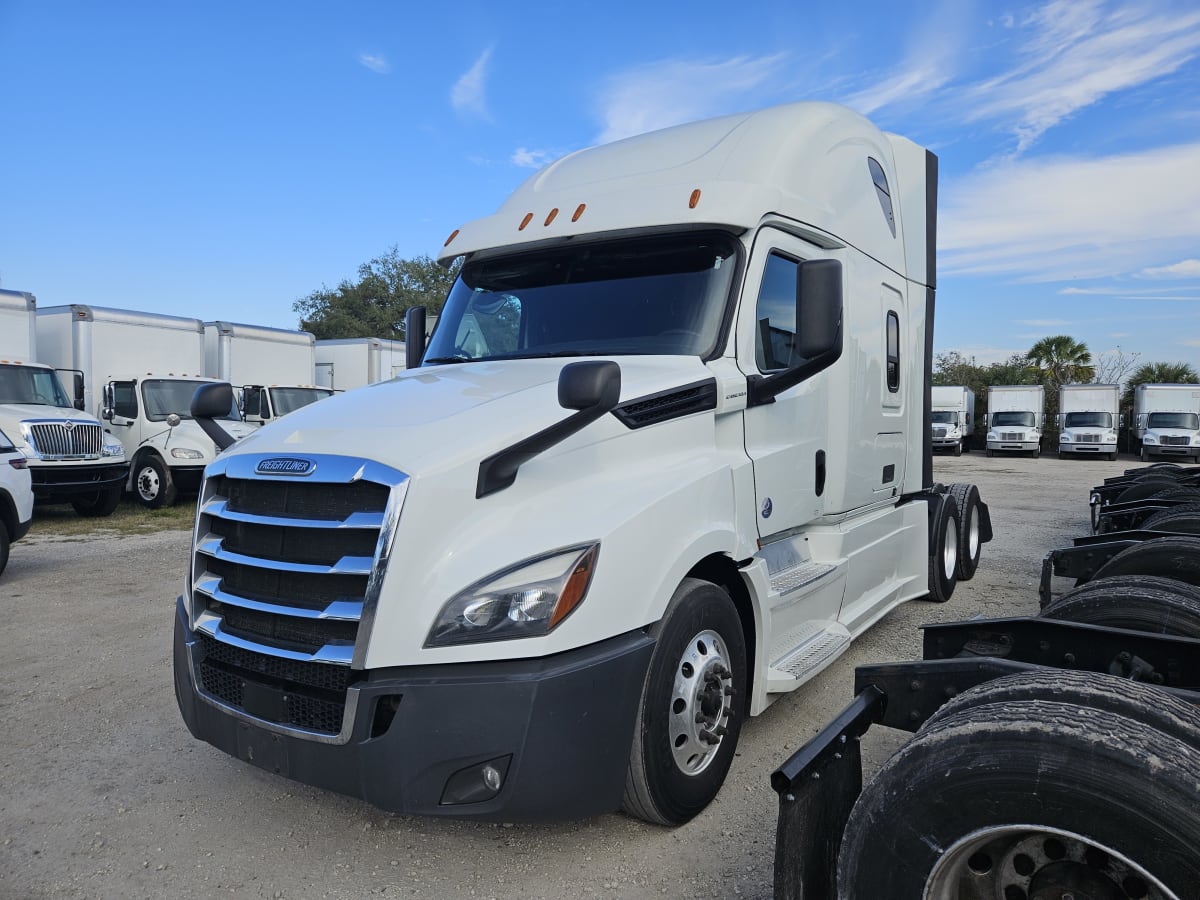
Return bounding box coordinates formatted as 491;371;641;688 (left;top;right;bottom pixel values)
992;411;1036;427
930;411;958;424
0;364;72;408
1147;412;1199;430
1064;411;1112;429
424;232;738;364
270;386;334;416
142;379;240;422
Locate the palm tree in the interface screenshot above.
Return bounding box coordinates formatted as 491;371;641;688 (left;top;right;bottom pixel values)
1026;335;1094;391
1121;361;1199;409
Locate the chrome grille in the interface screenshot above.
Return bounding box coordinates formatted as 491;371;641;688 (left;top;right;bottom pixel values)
1161;436;1191;446
28;421;102;459
1077;434;1102;443
188;453;407;738
999;432;1023;441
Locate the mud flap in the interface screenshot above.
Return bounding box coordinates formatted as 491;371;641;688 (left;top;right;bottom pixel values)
770;686;883;900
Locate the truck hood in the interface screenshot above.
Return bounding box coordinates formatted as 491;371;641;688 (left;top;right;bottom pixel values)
228;356;714;477
0;404;100;424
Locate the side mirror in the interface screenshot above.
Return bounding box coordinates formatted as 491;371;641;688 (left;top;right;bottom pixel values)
73;372;85;410
191;382;237;450
102;383;114;420
559;359;622;411
405;306;427;370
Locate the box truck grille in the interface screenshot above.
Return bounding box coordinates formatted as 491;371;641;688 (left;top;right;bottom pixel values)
1161;436;1191;446
1078;434;1102;443
999;432;1023;441
188;454;408;737
28;421;102;459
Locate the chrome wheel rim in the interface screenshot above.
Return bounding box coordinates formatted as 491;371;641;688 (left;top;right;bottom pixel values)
669;629;734;775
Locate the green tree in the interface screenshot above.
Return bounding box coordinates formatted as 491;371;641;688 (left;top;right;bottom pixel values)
1121;361;1200;410
293;248;461;340
1026;335;1094;392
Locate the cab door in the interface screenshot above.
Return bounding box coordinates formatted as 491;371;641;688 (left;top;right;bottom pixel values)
739;228;837;539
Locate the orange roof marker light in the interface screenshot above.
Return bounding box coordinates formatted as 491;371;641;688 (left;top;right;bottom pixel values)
571;203;586;222
443;229;459;248
544;208;559;227
518;213;534;231
689;189;702;209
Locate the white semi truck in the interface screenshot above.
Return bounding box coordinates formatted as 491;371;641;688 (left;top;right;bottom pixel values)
175;102;991;824
985;384;1045;458
203;321;333;427
314;337;406;392
930;385;974;455
1133;383;1200;462
36;305;256;508
1058;384;1120;460
0;290;127;516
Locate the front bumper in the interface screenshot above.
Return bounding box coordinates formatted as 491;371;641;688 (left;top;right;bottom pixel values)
987;440;1038;452
1059;443;1116;455
173;598;655;821
30;461;128;502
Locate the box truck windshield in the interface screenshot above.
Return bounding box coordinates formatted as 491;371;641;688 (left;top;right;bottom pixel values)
425;233;736;364
0;366;73;408
1063;411;1113;429
930;411;958;424
1147;412;1199;430
991;411;1036;428
138;379;241;421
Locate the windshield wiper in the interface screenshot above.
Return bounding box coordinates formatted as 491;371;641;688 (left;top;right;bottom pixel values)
423;355;474;365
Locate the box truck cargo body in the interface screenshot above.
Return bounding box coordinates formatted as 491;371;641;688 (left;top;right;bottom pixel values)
37;305;255;507
0;290;127;515
1133;383;1200;461
175;102;991;824
314;338;406;392
930;385;974;455
203;322;333;426
985;384;1044;457
1057;384;1119;460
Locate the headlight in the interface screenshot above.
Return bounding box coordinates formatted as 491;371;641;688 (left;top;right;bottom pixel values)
425;543;599;648
986;432;997;441
171;447;204;459
1060;433;1071;442
102;435;125;458
1144;436;1157;445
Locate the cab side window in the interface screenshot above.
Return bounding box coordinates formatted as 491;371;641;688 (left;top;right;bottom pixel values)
112;381;138;419
755;252;802;372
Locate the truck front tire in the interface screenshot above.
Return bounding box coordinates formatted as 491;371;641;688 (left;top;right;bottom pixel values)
134;455;177;509
70;483;123;518
837;700;1200;899
0;519;9;577
622;578;746;825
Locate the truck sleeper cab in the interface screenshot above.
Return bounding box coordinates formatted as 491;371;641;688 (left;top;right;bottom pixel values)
174;102;990;824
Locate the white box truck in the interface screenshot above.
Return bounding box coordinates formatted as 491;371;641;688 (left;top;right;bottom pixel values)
1133;383;1200;462
985;384;1045;458
204;321;333;427
314;337;406;392
0;290;127;516
1057;383;1120;460
930;385;974;455
175;102;991;824
36;305;256;507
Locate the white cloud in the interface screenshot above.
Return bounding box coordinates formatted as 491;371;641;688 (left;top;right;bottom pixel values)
594;54;786;144
941;142;1200;280
511;148;553;169
358;53;389;75
1140;259;1200;279
964;1;1200;154
452;48;493;120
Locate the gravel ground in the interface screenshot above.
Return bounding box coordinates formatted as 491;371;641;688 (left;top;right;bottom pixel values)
0;452;1132;899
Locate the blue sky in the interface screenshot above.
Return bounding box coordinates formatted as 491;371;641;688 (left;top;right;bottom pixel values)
2;0;1199;378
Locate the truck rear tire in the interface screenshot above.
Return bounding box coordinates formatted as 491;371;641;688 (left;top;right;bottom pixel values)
1113;477;1181;504
1091;535;1200;588
70;483;123;518
622;578;746;825
924;496;960;603
947;483;982;581
134;455;177;509
1042;575;1200;636
922;669;1200;748
1142;503;1200;534
836;701;1200;899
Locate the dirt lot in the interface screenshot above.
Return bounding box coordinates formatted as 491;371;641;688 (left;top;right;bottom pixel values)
0;453;1133;899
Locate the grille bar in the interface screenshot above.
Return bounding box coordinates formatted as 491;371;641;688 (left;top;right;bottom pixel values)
194;573;364;621
201;496;385;530
195;534;374;576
